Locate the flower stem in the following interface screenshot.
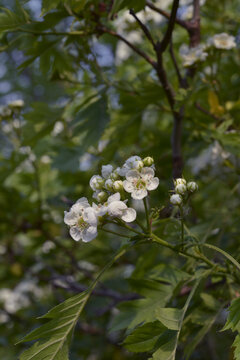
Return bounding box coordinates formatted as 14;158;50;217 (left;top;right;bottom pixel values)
99;227;130;239
135;218;148;233
111;219;144;236
179;206;184;250
143;197;151;234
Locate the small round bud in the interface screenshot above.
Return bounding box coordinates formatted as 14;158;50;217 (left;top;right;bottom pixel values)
105;179;114;191
170;194;183;206
175;184;187;195
113;180;123;191
96;191;108;203
187;181;198;192
95;178;104;190
110;171;119;181
143;156;154;167
90;175;104;191
174;178;187;187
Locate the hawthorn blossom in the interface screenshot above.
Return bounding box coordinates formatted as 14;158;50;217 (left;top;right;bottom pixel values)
117;156;144;177
180;44;208;67
101;164;114;179
123;167;159;200
64;198;98;242
107;193;136;222
175;184;187;195
208;33;236;50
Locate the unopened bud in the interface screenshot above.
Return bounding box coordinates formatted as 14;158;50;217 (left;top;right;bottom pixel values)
174;178;186;187
105;179;113;191
96;191;108;203
187;181;198;192
175;184;187;195
110;171;119;181
143;156;154;166
170;194;183;206
113;180;123;191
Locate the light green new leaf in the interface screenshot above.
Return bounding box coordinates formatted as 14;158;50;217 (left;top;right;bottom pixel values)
18;244;131;360
233;335;240;360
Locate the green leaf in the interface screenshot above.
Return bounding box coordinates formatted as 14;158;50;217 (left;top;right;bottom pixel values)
233;335;240;360
18;244;131;360
152;330;177;360
155;308;183;331
203;243;240;272
222;298;240;332
123;322;165;353
0;5;29;33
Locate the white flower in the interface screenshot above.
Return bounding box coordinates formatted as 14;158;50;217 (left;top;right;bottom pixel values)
92;202;108;217
180;44;208;67
170;194;183;206
107;193;136;222
101;164;114;179
174;178;187;186
8;99;24;108
117;156;144;177
175;184;187;195
208;33;236;50
187;181;198;192
64;198;98;242
123;167;159;200
90;175;104;191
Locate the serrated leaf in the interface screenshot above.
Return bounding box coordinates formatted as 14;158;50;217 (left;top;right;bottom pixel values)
152;330;177;360
155;308;183;331
18;245;131;360
123;322;165;353
0;5;29;33
222;298;240;332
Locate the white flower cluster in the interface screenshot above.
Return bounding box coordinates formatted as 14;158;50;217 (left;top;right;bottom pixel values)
64;156;159;242
180;32;236;68
170;178;198;206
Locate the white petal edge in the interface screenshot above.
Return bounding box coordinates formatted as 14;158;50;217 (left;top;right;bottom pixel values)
141;167;155;181
64;211;78;226
69;226;82;241
83;207;98;226
126;170;140;182
82;226;98;242
108;192;120;203
146;177;159;191
131;189;148;200
121;208;136;222
123;180;134;193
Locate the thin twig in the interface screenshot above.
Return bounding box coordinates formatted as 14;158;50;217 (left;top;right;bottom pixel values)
129;8;156;49
160;0;180;52
146;1;188;29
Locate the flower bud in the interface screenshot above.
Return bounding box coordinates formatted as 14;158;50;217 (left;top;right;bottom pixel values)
105;179;114;191
187;181;198;192
110;171;119;181
175;184;187;195
96;191;108;203
143;156;154;167
90;175;104;191
134;160;144;171
174;178;186;187
113;180;123;191
170;194;183;206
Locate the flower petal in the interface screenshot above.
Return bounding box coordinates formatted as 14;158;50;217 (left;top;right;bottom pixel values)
126;170;140;182
146;177;159;190
108;200;127;217
82;226;98;242
71;197;90;214
69;226;82;241
141;167;155;181
101;164;113;179
83;207;98;226
123;180;134;193
131;189;148;200
64;211;78;226
108;192;120;203
121;208;136;222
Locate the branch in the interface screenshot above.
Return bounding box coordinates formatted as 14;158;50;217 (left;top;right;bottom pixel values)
169;40;186;88
188;0;201;47
146;1;188;29
160;0;180;52
100;26;156;68
129;8;156;49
